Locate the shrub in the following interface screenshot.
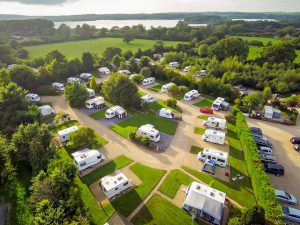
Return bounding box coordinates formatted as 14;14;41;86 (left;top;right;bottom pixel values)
140;67;151;77
231;105;240;116
36;85;59;96
225;114;236;124
132;74;144;84
129;131;136;141
166;98;177;108
68;127;96;149
241;205;265;225
141;136;151;147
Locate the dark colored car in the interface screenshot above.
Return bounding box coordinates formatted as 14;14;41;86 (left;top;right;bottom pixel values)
290;137;300;144
263;163;284;176
199;107;213;114
250;127;263;135
294;144;300;152
254;138;273;148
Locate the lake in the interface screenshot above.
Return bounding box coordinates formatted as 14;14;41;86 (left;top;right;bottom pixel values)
54;19;207;29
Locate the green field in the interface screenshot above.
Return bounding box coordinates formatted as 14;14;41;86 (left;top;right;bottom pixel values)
236;36;282;45
25;38;181;59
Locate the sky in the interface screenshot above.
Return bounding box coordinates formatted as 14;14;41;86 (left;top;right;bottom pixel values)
0;0;299;16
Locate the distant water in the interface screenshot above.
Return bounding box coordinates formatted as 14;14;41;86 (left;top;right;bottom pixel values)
232;18;278;22
54;19;207;29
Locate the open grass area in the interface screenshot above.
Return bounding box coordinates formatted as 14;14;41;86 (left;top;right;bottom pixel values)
235;36;282;45
112;163;166;217
25;38;181;59
190;146;204;154
131;194;201;225
90;109;107;120
81;155;133;185
111;112;178;137
148;99;180;114
148;84;163;92
193;96;214;108
197;115;209;120
194;127;206;135
158;170;193;198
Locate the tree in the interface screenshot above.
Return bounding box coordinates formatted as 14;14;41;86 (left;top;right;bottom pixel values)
102;47;122;61
67;58;82;76
242;92;263;111
166;98;177;108
153;41;165;53
82;52;94;72
45;49;65;64
69;127;96;149
9;65;38;90
198;44;209;57
240;205;265;225
16;48;29;59
102;73;139;108
0;44;14;64
65;82;89;108
89;76;97;91
123;50;134;60
262;86;272;104
140;67;151;77
139;56;150;68
132;74;144;84
0;68;10;87
261;41;296;64
123;31;134;44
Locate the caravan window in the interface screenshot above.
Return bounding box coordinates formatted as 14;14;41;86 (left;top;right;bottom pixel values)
155;133;159;139
123;182;128;186
80;162;86;167
217;159;225;163
115;187;119;191
97;156;102;159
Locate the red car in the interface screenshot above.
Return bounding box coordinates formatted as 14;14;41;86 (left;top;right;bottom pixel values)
199;107;213;114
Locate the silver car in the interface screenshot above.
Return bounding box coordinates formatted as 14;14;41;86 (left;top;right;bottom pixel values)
275;190;297;205
282;206;300;223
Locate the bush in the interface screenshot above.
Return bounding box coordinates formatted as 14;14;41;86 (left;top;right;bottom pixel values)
132;74;144;84
241;205;265;225
129;131;136;141
231;105;240;116
68;127;96;149
141;136;151;147
36;85;60;96
140;67;151;77
166;98;177;108
225;114;236;124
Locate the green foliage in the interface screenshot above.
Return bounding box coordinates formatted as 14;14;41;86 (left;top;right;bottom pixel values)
190;146;203;154
68;127;96;149
167;84;188;99
0;68;10;87
141;136;151;147
89;76;97;91
82;52;94;72
9;64;38;90
240;205;265;225
231;105;240;116
129;131;137;141
140;67;151;77
132;74;144;84
242;92;263;110
36;85;60;96
261;41;296;64
123;31;134;44
166;98;177;108
64;82;89;108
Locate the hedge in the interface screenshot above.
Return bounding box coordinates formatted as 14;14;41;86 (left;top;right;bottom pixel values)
235;111;282;224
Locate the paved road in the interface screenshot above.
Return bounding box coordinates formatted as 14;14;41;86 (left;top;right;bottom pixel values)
247;114;300;209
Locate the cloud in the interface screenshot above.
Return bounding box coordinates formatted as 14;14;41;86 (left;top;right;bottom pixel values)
0;0;73;5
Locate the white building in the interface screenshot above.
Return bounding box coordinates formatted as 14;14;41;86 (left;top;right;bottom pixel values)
204;117;227;130
159;108;175;119
71;148;105;172
67;77;81;84
202;130;226;145
86;88;96;98
86;96;105;109
169;62;180;68
184;90;200;101
52;82;65;91
197;148;228;167
57;126;79;142
183;182;226;225
137;124;160;142
25;93;40;103
98;67;110;75
161;82;175;93
141;94;155;103
99;173;132;199
39;105;55;117
80;73;92;80
212;97;229;111
142;77;155;86
105;106;127;119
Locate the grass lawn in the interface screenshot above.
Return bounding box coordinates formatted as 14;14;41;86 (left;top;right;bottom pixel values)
25;38;181;59
182;121;256;207
235;36;282;45
197;115;209;120
193;96;214;108
51;120;80;133
131;194;201;225
111;163;166;217
194;127;206;135
190;146;204;154
81;155;133;186
148;99;181;114
90;109;107;120
111;112;178;137
158;170;193;198
148;84;163;92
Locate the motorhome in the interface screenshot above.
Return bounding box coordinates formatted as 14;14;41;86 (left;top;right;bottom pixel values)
197;148;228;167
98;67;110;75
86;96;105;109
202;130;226;145
184;90;200;101
141;94;155;103
86;88;95;98
142;77;155;86
57;126;79;142
169;62;180;68
118;70;131;75
67;77;81;84
204;117;227;130
71;149;105;172
212;97;229;111
80;73;92;80
52;82;65;91
39;105;55;117
159;108;175;119
161;82;175;92
7;64;17;70
25;93;40;103
196;70;207;77
137;124;160;142
105;106;127;119
99;173;132;199
183;66;190;73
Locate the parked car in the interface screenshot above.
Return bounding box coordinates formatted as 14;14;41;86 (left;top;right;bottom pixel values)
250;127;263;135
257;146;273;155
255;138;273;148
263;163;284;176
252;133;268;141
253;137;272;148
282;206;300;223
260;154;277;164
294;144;300;152
290;137;300;144
199;107;213;114
275;190;297;205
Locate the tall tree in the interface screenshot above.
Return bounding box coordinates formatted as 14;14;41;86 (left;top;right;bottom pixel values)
9;65;38;90
261;41;296;64
64;82;89;108
81;52;94;72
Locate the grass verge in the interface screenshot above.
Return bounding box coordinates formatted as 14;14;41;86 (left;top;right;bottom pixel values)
148;84;163;92
190;146;204;154
194;127;206;135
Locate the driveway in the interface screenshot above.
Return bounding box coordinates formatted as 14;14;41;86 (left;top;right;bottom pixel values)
247;114;300;209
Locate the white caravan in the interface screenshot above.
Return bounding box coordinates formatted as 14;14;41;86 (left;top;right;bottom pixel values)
183;66;190;73
184;90;200;101
137;124;160;142
57;126;79;142
86;96;105;109
7;64;17;70
197;148;228;167
39;105;55;117
161;82;175;93
141;94;155;103
86;88;95;98
204;117;227;130
118;70;131;75
80;73;92;80
169;62;180;68
100;173;132;199
196;70;207;77
202;129;226;145
72;148;105;172
105;106;127;119
159;108;175;119
52;82;65;91
25;93;40;103
98;67;110;75
212;97;229;111
142;77;155;86
67;77;81;84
